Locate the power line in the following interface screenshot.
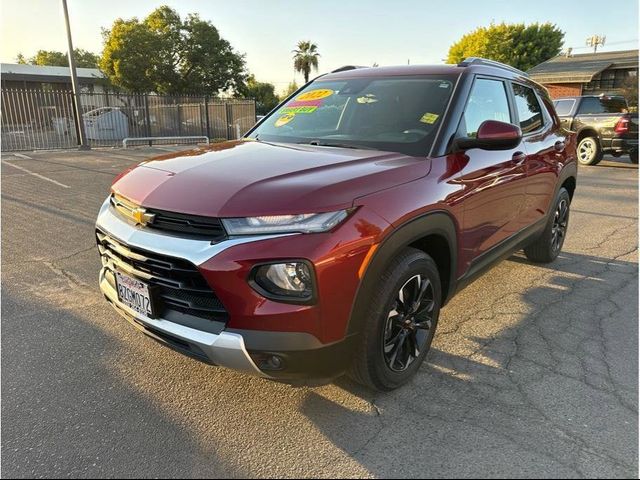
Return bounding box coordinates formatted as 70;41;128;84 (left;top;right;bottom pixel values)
567;38;638;51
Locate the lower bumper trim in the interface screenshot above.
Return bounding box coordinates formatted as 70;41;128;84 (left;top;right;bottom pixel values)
100;269;268;377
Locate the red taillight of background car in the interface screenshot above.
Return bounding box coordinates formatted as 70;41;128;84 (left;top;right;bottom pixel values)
614;117;630;134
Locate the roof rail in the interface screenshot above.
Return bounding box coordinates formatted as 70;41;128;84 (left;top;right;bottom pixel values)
458;57;529;77
330;65;367;73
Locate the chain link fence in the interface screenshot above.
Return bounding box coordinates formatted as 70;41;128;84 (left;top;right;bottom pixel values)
0;89;256;151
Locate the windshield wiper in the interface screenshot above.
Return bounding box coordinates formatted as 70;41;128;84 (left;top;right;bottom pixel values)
301;140;379;150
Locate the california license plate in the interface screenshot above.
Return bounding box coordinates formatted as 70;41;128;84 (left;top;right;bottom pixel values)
115;271;155;317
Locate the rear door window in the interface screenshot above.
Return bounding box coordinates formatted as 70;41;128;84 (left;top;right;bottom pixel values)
577;97;628;114
553;99;575;116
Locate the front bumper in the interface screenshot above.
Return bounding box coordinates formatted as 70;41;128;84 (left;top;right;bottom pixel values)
95;197;363;382
95;197;291;378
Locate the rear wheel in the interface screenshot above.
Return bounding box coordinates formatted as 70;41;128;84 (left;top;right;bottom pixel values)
524;188;571;263
630;150;638;164
577;137;602;165
349;248;441;391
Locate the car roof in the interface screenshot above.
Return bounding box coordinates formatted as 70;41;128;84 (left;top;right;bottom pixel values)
320;63;537;87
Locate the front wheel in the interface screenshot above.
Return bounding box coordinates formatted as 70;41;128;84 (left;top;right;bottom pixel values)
524;188;571;263
349;248;441;391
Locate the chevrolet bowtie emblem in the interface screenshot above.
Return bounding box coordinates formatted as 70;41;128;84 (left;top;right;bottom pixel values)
132;207;156;226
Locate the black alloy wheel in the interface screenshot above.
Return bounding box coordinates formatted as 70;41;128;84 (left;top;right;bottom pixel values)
551;197;569;254
382;274;435;372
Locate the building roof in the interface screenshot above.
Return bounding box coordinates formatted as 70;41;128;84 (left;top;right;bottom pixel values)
528;49;638;84
1;63;104;83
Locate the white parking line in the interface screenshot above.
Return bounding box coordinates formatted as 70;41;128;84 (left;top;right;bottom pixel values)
2;161;70;188
12;153;32;159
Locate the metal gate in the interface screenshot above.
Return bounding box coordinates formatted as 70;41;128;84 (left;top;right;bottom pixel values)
0;89;256;151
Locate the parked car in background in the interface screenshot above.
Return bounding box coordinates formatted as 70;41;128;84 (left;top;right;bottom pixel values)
554;94;638;165
97;58;577;391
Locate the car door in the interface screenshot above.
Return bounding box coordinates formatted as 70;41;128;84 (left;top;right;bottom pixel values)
512;82;567;228
452;77;528;264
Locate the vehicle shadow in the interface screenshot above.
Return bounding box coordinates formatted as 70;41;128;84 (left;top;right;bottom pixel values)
596;156;638;170
298;250;638;477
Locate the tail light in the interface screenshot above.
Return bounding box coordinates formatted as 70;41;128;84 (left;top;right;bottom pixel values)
614;117;630;134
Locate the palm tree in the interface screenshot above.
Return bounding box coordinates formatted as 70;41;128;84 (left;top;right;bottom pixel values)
292;41;320;83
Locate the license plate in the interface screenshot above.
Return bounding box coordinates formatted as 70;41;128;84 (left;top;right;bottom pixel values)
115;271;155;317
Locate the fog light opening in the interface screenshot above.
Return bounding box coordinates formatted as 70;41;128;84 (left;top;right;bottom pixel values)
250;260;316;303
251;353;286;371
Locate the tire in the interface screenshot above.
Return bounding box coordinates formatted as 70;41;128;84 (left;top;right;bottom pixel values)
524;187;571;264
577;136;602;165
349;248;441;391
630;150;638;164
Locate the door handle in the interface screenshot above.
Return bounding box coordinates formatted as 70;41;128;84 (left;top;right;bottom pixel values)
512;151;526;165
554;140;565;152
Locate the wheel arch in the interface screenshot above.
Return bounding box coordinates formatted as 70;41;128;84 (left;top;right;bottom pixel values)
576;127;601;145
557;162;578;201
561;175;577;201
346;210;458;337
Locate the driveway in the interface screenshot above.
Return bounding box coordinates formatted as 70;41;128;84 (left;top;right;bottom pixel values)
2;148;637;478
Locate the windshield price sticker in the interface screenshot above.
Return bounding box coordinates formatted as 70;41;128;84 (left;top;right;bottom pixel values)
281;105;318;114
296;89;334;101
420;112;440;124
275;114;296;127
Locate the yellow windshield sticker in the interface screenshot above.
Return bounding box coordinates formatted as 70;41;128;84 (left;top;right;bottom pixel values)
275;114;295;127
281;105;318;114
420;112;439;124
296;89;334;101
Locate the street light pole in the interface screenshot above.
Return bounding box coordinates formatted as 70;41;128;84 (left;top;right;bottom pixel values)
61;0;90;150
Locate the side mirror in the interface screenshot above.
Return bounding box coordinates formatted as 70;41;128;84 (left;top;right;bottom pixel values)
455;120;522;151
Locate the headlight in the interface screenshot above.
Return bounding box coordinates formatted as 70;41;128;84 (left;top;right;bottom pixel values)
250;261;315;303
222;210;349;235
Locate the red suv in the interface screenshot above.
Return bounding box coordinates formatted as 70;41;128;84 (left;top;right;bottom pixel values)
97;58;577;391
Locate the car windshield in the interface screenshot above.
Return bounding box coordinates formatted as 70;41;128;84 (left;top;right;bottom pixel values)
248;74;458;157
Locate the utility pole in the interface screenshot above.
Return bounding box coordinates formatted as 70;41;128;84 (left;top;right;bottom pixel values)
586;35;606;54
61;0;89;150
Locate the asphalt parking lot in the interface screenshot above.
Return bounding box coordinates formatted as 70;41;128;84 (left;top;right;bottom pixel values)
1;146;638;478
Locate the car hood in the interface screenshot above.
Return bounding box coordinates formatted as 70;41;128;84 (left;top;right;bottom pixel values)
111;140;430;217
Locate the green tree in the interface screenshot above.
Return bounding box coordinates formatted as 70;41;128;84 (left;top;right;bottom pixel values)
293;41;320;83
242;75;279;114
279;81;299;101
99;19;158;93
447;22;564;71
100;5;247;94
15;49;99;68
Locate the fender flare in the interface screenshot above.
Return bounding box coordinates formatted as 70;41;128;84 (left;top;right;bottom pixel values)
345;210;458;337
556;162;578;199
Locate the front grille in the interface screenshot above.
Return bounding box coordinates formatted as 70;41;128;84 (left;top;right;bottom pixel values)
146;208;227;240
110;194;227;240
97;230;228;323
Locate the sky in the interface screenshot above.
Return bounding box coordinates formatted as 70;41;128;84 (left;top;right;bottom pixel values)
1;0;638;93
